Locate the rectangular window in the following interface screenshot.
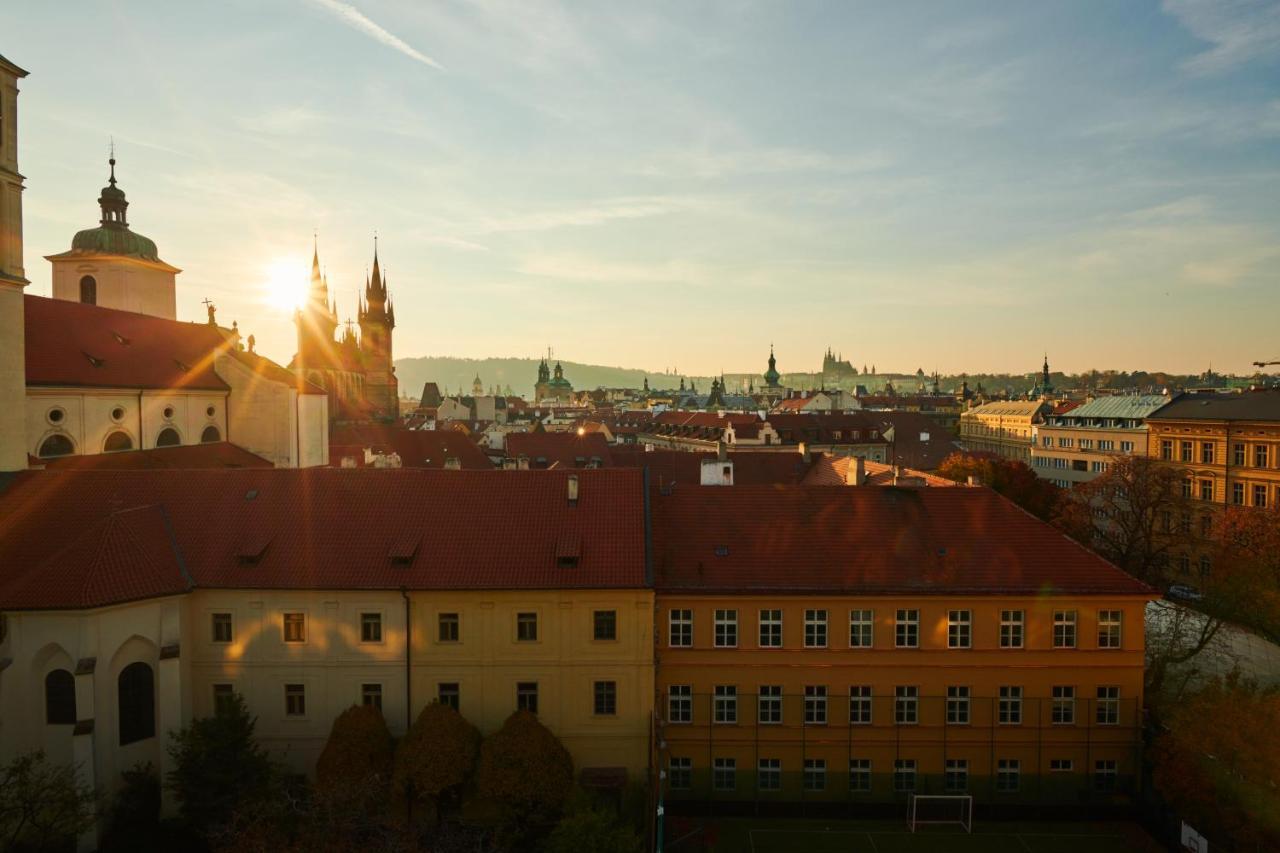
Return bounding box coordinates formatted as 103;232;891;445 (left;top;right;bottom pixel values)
895;609;919;648
1120;440;1134;453
283;612;305;643
1160;439;1173;461
1000;609;1024;648
944;759;968;792
758;685;782;724
1096;686;1119;725
593;610;617;641
668;757;691;790
1233;482;1245;505
668;685;692;723
1255;444;1269;468
947;610;971;648
712;758;736;791
848;609;873;648
593;681;616;716
438;682;459;711
946;685;970;725
804;609;828;647
757;758;781;791
517;681;538;714
438;612;460;642
804;685;827;725
893;759;916;792
212;683;235;715
1052;686;1076;724
360;612;382;643
758;609;782;648
1098;610;1122;648
1094;759;1118;791
1050;759;1073;772
996;759;1020;792
1233;443;1246;466
895;686;918;725
803;758;826;791
285;683;306;717
1199;479;1214;501
713;685;737;724
998;686;1022;725
669;609;692;647
1254;484;1268;508
1182;478;1193;499
211;613;233;644
714;609;738;648
849;686;872;724
1180;440;1192;462
849;759;871;792
1201;442;1214;464
361;683;382;710
516;612;538;642
1053;610;1077;648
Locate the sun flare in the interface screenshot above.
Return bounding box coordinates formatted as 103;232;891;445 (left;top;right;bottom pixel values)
262;256;310;311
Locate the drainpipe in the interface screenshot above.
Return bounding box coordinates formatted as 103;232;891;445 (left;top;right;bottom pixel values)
400;586;412;732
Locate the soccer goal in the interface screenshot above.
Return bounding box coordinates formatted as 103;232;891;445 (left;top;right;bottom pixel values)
907;793;973;833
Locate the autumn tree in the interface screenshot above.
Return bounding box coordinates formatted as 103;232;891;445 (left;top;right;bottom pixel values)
476;710;573;829
392;701;481;819
1152;674;1280;849
0;750;94;852
315;704;394;811
1213;505;1280;642
936;452;1061;520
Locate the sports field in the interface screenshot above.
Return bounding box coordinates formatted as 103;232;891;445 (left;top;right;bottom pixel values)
666;818;1164;853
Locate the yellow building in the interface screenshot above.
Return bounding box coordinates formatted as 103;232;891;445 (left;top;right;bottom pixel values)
959;400;1048;463
1031;395;1167;489
652;485;1149;805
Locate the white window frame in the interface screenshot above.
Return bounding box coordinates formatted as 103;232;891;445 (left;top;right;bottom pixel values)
895;685;918;725
895;609;919;648
998;685;1022;725
758;609;782;648
1052;685;1076;724
714;609;738;648
999;609;1024;649
946;685;970;725
757;685;782;725
1097;610;1122;649
669;609;692;647
1053;610;1077;648
947;610;971;649
713;685;737;724
668;684;692;723
849;685;872;725
1096;686;1119;725
804;685;827;725
804;609;828;648
849;608;874;648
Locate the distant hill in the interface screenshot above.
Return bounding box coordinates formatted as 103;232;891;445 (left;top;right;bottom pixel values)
394;356;712;400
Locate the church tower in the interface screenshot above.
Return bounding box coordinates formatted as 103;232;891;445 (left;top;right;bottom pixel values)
294;242;340;371
358;243;397;420
0;54;29;471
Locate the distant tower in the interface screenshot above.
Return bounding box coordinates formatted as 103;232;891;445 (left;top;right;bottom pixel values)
45;148;181;318
358;242;397;419
0;54;29;471
764;344;781;388
294;242;340;371
472;373;483;396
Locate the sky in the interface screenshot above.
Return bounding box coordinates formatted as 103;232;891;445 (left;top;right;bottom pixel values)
8;0;1280;376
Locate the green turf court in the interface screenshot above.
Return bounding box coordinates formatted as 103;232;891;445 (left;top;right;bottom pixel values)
667;818;1163;853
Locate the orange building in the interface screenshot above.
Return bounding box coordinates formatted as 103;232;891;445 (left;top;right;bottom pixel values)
651;485;1150;807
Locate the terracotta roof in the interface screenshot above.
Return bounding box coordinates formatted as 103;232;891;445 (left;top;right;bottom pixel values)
32;442;273;470
872;411;964;471
611;447;818;486
652;485;1150;596
329;425;493;469
505;432;613;468
24;295;230;391
0;468;647;609
802;456;956;487
763;412;887;445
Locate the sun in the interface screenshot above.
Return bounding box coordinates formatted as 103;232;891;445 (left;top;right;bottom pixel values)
262;256;310;311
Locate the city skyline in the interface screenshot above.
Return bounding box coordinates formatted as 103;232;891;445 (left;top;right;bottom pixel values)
8;0;1280;375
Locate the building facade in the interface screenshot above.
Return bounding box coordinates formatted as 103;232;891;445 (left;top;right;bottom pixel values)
959;400;1048;463
1031;395;1168;489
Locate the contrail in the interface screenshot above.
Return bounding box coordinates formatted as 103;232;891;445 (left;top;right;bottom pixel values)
307;0;444;70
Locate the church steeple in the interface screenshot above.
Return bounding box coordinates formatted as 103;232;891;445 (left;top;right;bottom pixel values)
98;146;129;228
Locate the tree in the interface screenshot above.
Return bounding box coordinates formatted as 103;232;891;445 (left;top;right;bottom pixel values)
542;807;640;853
936;452;1061;520
0;750;94;853
166;692;275;835
391;701;480;817
1053;454;1188;584
1152;674;1280;849
1213;505;1280;642
315;704;393;810
476;710;573;827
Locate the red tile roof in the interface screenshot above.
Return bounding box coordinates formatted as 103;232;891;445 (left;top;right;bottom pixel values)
611;447;818;486
801;456;955;487
329;425;493;469
652;485;1150;596
0;468;647;609
505;432;613;468
871;410;964;471
32;442;273;470
24;295;231;391
763;412;887;445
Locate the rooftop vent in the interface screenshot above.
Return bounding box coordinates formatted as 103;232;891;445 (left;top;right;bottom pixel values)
714;545;729;557
389;532;421;565
567;474;579;505
556;533;581;568
83;351;104;368
111;331;131;346
236;537;271;565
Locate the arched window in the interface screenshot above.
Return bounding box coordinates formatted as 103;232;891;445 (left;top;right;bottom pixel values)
37;434;75;458
155;428;181;448
118;662;155;745
103;431;133;453
45;670;76;725
79;275;97;305
200;425;221;444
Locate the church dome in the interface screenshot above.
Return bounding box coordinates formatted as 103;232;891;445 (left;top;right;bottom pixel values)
70;225;160;261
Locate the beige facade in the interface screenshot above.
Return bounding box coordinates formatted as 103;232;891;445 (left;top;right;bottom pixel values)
959;400;1047;463
48;252;179;320
1031;396;1166;489
26;387;229;459
0;56;28;472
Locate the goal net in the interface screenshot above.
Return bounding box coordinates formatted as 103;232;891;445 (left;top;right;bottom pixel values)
907;794;972;833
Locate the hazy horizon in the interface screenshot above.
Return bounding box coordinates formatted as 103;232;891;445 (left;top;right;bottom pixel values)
8;0;1280;375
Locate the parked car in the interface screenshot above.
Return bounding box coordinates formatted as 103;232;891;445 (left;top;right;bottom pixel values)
1167;584;1203;602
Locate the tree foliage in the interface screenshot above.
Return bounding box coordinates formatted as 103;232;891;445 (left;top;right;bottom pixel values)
0;750;94;853
542;806;640;853
166;692;275;835
1213;506;1280;642
1153;674;1280;849
315;704;393;810
936;452;1061;520
392;701;481;811
476;711;573;824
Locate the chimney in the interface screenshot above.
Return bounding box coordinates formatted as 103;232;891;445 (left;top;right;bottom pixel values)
798;441;810;462
567;474;579;505
716;440;728;462
966;475;980;487
846;456;866;486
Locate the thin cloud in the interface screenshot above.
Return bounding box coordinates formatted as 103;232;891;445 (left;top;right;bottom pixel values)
1164;0;1280;75
306;0;444;70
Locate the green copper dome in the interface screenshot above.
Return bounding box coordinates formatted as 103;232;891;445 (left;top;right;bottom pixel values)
70;225;160;261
